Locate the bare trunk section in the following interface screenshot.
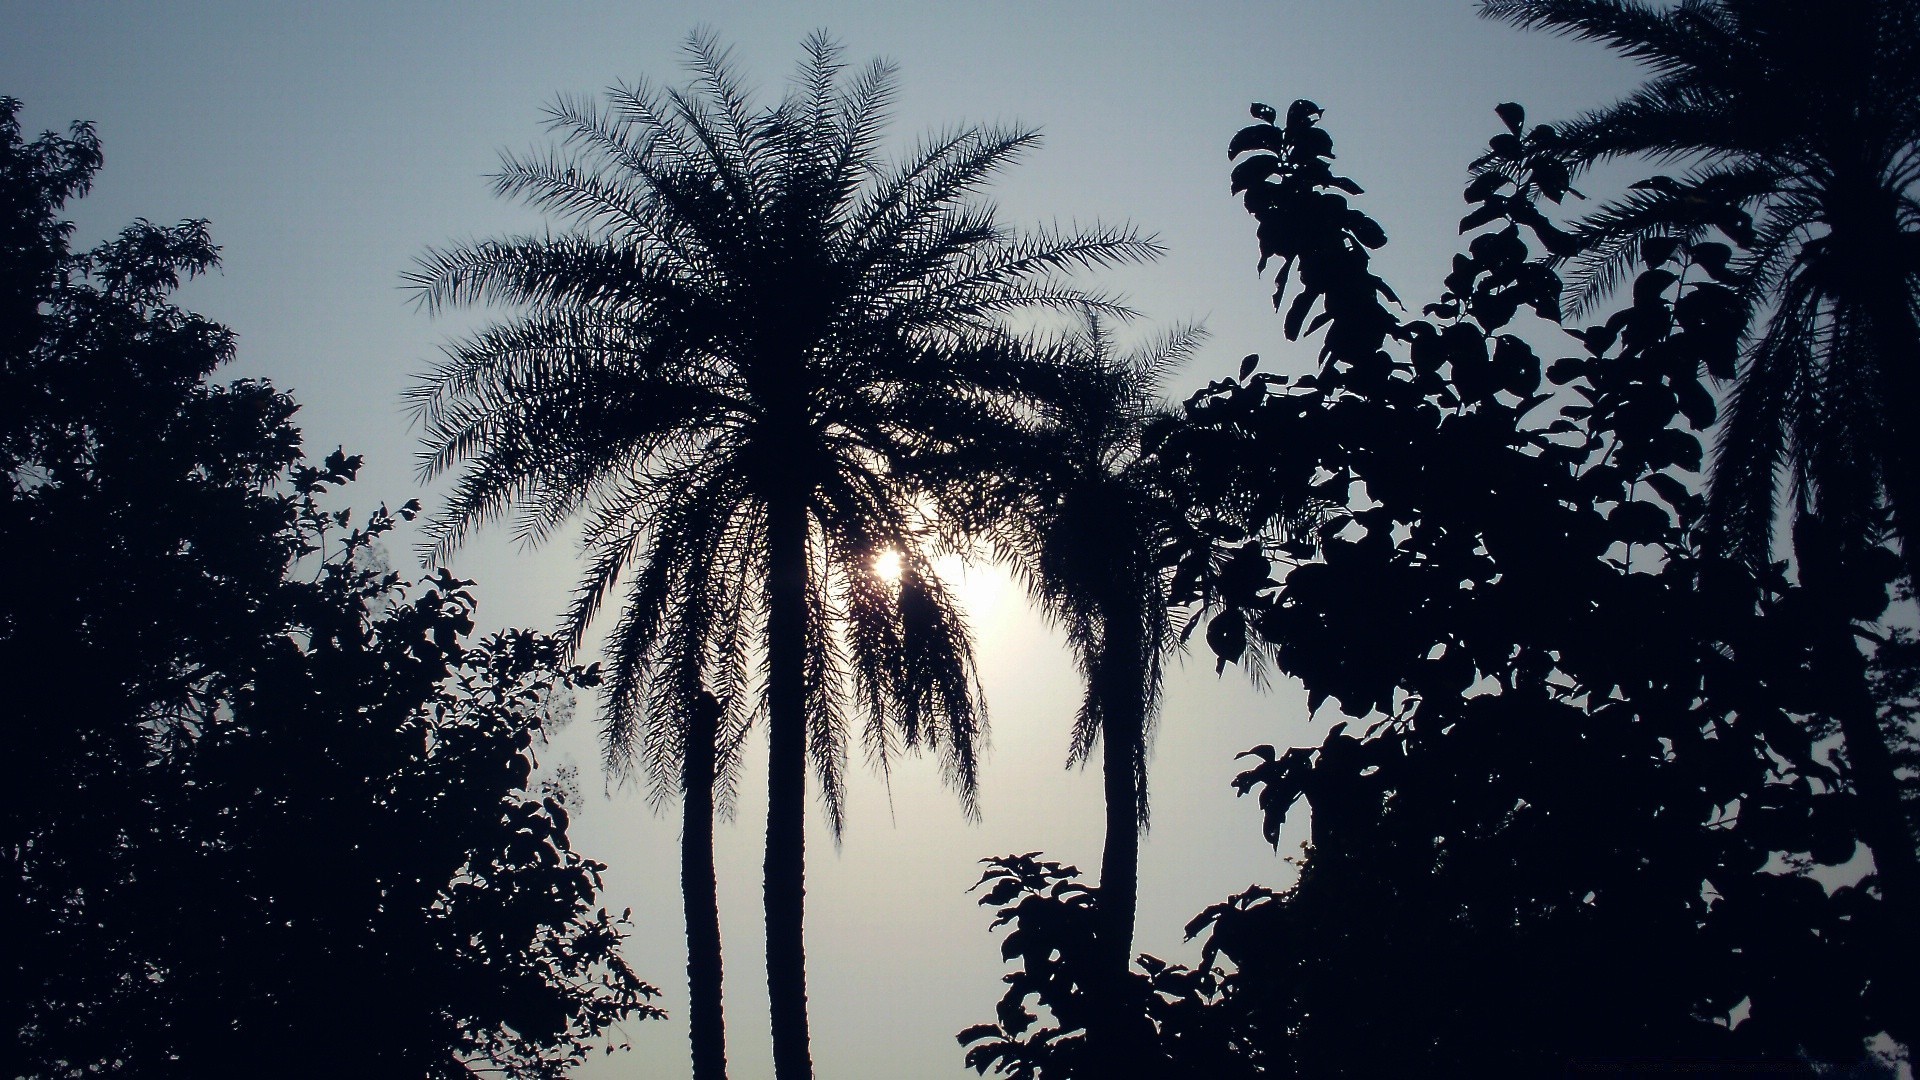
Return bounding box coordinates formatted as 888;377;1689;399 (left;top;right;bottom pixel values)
764;492;814;1080
1833;165;1920;612
1096;691;1142;982
1836;195;1920;1052
1801;524;1919;1051
1093;613;1158;1075
683;694;728;1080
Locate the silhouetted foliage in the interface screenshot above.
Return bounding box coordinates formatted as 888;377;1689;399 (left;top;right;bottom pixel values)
1;97;658;1079
965;101;1906;1077
1481;0;1920;1042
1872;625;1920;855
1475;0;1920;582
406;32;1158;1080
959;854;1254;1080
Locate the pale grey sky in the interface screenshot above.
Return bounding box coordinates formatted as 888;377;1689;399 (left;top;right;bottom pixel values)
5;4;1638;1077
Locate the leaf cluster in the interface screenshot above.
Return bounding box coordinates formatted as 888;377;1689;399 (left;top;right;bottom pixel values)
1482;0;1920;589
957;854;1255;1080
1165;102;1897;1075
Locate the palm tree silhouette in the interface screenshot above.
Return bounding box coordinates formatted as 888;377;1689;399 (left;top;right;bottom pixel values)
950;320;1203;1063
405;33;1158;1080
1483;0;1920;1048
1480;0;1920;582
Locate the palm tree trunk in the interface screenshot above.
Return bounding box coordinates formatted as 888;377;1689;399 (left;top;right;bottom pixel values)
1832;159;1920;606
683;695;728;1080
1096;697;1141;985
1827;665;1920;1052
764;492;814;1080
1093;613;1157;1074
1800;523;1919;1050
1871;346;1920;626
1864;349;1920;1053
1843;211;1920;1052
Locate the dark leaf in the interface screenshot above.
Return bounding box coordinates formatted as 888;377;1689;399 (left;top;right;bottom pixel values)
1230;153;1281;194
1229;123;1287;159
1641;236;1682;268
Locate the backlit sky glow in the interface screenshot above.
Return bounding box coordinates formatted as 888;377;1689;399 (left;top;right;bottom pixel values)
7;4;1640;1077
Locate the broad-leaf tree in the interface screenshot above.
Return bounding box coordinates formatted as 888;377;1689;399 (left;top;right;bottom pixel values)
1481;0;1920;1035
1;97;658;1079
1478;0;1920;573
407;33;1157;1080
1180;98;1898;1073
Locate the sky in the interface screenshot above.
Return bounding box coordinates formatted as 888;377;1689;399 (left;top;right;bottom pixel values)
6;4;1642;1077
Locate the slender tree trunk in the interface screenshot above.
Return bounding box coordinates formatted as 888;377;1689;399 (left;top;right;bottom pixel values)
764;492;813;1080
1838;174;1920;610
1868;321;1920;617
1096;676;1141;984
683;694;728;1080
1841;211;1920;1051
1092;612;1158;1074
1800;524;1919;1050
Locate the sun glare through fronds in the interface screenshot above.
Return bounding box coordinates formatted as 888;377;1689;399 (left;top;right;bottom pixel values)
872;549;1009;628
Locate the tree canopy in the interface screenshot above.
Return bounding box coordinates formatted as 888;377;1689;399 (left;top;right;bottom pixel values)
1;97;658;1080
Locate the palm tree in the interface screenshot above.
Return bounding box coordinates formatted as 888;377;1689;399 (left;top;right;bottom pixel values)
1479;0;1920;582
1482;0;1920;1048
948;320;1203;1064
404;33;1157;1080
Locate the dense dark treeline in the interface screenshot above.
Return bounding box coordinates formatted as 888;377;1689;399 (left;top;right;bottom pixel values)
1484;1;1920;1032
0;99;658;1079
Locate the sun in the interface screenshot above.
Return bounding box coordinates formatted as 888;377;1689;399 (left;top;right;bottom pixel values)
868;549;1007;627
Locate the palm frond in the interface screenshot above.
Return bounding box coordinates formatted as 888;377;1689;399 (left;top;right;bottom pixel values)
1480;1;1734;79
801;552;852;839
1705;283;1814;569
1555;162;1773;316
844;126;1043;262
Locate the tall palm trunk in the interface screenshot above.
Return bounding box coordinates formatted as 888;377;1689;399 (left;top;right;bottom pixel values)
1097;735;1141;970
1820;182;1920;1048
1854;317;1920;1036
683;694;728;1080
763;491;813;1080
1860;303;1920;601
1799;520;1919;1051
1828;157;1920;598
1093;609;1154;1072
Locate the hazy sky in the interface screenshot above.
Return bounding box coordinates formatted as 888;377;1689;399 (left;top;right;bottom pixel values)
7;4;1640;1077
